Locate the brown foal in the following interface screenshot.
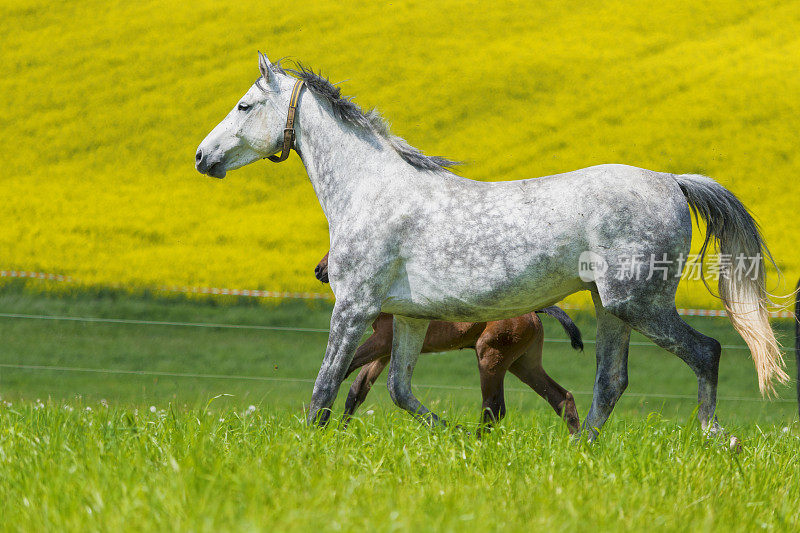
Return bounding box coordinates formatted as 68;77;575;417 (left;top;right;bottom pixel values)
315;252;583;433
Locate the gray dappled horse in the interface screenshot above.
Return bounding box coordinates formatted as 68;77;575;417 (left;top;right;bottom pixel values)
196;53;788;440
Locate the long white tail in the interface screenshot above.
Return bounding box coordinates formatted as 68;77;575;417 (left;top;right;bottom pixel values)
675;174;788;396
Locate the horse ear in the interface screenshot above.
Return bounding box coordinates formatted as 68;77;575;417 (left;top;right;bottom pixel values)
258;51;272;81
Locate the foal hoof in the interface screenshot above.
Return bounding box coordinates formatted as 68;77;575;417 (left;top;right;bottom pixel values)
455;423;473;437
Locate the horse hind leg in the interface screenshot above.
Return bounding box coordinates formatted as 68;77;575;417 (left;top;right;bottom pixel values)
593;282;726;438
581;296;632;441
617;303;724;436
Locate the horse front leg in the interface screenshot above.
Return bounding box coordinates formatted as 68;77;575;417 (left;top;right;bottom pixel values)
386;316;445;426
307;299;380;426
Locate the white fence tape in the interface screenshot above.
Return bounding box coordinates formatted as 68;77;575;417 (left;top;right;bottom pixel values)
2;269;796;318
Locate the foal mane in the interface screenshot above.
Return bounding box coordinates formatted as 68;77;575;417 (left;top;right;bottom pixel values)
262;61;460;173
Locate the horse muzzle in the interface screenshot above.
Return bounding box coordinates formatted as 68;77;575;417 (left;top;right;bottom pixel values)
195;148;227;179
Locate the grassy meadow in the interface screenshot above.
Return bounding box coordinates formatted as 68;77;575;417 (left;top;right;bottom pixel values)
1;288;799;530
2;0;800;307
2;2;800;530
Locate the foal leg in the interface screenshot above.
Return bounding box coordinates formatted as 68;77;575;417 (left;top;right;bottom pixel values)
386;316;443;426
342;315;393;424
475;344;508;427
343;357;389;425
345;314;393;376
581;297;632;441
474;320;531;431
509;337;580;434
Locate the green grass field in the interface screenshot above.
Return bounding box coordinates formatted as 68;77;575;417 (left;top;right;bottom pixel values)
1;287;797;530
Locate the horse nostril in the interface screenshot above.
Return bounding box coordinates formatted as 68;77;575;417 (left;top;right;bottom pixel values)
195;149;203;163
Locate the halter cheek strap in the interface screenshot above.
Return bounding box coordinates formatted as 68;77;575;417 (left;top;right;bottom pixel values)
267;80;305;163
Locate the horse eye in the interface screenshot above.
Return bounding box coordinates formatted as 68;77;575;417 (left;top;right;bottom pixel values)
237;102;250;111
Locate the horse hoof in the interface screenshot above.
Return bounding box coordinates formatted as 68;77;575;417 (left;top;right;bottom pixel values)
729;436;742;453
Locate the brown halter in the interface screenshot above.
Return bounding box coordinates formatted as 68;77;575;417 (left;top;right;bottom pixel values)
267;80;305;163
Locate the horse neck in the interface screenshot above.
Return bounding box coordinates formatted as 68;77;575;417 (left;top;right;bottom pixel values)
293;93;397;226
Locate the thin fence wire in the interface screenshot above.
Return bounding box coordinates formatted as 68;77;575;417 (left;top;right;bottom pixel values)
0;362;795;403
0;312;762;351
0;313;330;333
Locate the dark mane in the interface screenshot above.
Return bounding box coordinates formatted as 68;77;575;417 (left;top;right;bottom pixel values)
265;62;460;173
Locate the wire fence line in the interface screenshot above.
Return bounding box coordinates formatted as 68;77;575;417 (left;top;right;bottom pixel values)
0;363;315;384
0;312;330;333
0;362;795;403
0;312;762;352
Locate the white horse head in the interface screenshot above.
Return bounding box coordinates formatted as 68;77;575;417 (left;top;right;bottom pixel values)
195;53;295;178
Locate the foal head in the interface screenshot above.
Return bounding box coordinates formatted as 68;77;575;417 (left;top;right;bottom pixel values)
314;252;330;283
195;53;296;179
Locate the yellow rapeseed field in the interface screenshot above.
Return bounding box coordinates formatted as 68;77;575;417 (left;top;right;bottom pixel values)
2;0;798;308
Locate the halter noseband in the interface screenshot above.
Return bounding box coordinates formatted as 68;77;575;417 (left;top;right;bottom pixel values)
267;79;305;163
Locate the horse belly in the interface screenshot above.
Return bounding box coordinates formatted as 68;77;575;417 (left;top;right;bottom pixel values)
382;262;581;322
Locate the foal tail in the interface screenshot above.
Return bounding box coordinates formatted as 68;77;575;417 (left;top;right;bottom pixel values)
537;306;584;351
674;173;788;396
